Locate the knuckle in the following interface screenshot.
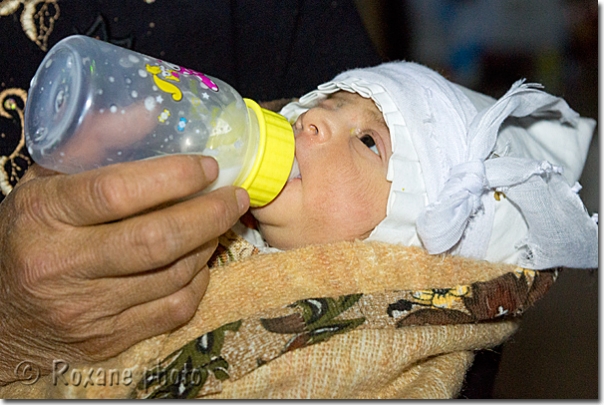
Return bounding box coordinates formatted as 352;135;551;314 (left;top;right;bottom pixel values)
164;292;198;326
159;156;205;192
131;220;175;268
90;172;131;217
47;305;83;331
169;259;196;290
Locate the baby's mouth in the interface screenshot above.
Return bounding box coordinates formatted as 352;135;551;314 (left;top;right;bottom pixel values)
287;156;301;181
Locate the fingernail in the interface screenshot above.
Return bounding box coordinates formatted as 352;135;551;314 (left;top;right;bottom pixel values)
200;157;218;182
235;188;250;213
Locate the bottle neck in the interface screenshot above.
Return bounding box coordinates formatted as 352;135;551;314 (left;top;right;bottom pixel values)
238;99;295;207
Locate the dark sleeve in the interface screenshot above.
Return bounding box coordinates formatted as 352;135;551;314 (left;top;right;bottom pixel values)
0;0;381;202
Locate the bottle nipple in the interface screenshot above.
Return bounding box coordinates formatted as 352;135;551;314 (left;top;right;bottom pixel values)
288;156;300;181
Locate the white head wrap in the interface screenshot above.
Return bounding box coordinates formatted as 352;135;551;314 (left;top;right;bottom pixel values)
280;61;598;269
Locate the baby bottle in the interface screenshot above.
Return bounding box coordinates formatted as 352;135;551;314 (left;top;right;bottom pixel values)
24;35;296;207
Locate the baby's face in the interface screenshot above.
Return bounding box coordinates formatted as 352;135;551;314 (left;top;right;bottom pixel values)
251;91;392;249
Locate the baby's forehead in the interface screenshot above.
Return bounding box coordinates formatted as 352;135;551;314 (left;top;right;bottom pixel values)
324;91;387;127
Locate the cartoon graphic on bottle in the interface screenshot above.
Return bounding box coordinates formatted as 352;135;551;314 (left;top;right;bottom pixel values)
163;61;219;92
145;64;183;101
145;62;219;102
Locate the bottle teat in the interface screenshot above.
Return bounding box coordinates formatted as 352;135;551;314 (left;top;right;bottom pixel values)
288;157;300;181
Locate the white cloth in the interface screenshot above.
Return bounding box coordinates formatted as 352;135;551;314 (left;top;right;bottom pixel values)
280;61;597;269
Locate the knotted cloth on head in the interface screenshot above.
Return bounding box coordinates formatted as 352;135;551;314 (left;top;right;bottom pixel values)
280;61;598;270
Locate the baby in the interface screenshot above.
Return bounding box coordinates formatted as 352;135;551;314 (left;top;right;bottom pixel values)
242;61;598;270
252;90;392;250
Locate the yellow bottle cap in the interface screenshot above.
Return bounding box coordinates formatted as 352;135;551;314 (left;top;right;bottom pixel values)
240;98;295;207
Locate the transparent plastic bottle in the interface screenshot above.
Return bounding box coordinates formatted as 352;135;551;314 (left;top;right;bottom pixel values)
24;35;296;207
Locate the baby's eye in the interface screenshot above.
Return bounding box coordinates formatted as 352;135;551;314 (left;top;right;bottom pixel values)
360;134;379;155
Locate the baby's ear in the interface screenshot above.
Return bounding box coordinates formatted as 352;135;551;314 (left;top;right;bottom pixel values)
258;98;299;112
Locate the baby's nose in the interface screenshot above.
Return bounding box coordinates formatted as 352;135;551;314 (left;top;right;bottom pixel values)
294;110;331;143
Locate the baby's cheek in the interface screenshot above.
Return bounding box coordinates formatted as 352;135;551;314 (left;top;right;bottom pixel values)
349;183;389;227
311;198;368;238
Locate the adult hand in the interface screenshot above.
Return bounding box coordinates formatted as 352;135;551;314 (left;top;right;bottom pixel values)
0;155;249;385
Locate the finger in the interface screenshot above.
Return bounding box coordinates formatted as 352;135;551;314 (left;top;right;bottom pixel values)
96;240;216;310
46;154;221;226
82;185;248;277
112;265;210;346
58;101;159;167
16;163;59;184
78;99;159;148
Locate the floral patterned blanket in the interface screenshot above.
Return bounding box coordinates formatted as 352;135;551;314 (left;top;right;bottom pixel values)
2;230;556;399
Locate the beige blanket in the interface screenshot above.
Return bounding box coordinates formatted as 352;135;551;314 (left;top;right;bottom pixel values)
1;231;556;399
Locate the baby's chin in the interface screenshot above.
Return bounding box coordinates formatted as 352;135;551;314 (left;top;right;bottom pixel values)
249;177;300;225
249;203;305;250
249;212;378;252
249;204;270;224
248;206;281;244
252;220;296;250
